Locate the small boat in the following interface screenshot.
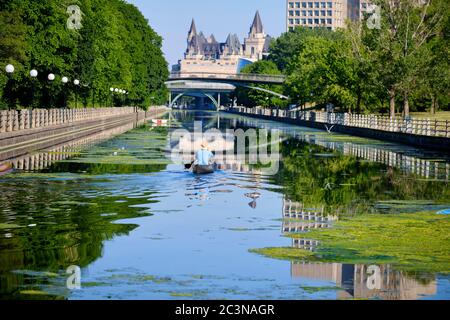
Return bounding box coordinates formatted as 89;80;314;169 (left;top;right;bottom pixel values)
0;162;13;174
192;164;215;175
151;119;168;126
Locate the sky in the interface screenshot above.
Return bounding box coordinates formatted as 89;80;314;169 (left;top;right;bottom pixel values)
127;0;286;67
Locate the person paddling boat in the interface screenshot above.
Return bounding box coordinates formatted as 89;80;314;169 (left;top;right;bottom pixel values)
190;142;215;174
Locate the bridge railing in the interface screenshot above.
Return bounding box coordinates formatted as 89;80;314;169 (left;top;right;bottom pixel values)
169;72;286;83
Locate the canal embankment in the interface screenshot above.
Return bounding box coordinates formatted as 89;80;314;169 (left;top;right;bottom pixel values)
225;107;450;152
0;106;168;162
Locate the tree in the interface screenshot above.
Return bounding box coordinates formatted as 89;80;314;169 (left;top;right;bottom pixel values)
365;0;446;117
268;27;340;72
236;60;284;108
0;0;168;109
0;9;28;109
285;36;334;109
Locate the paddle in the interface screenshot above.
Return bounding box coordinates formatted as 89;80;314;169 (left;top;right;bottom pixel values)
184;161;195;170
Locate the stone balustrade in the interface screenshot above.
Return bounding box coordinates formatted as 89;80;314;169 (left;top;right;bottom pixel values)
0;107;167;134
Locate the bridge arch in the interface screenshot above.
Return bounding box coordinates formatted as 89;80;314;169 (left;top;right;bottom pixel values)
169;92;221;110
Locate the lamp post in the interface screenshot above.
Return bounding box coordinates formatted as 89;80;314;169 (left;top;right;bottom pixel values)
47;73;55;108
61;76;68;108
5;65;14;109
110;87;114;107
114;88;119;106
74;79;80;108
29;69;38;108
29;70;38;126
121;90;126;106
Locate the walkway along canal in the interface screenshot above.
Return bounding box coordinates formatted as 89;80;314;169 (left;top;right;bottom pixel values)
226;107;450;152
0;111;448;300
0;107;168;162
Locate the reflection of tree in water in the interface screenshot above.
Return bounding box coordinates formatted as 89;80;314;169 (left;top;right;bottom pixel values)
275;138;450;216
0;175;158;299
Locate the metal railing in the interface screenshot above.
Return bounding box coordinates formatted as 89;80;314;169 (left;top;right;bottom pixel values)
169;72;286;84
230;107;450;138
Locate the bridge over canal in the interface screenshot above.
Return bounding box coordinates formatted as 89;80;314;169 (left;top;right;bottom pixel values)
166;72;287;110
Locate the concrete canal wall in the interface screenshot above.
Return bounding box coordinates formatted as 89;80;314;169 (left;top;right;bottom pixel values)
0;106;168;162
225;108;450;152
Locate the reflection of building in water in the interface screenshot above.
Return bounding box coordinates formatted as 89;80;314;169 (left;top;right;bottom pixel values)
291;262;437;300
8;121;138;171
238;117;450;181
282;199;338;251
281;198;437;299
282;199;338;234
292;238;320;252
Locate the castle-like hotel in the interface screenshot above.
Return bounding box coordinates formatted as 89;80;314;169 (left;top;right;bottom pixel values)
172;11;273;75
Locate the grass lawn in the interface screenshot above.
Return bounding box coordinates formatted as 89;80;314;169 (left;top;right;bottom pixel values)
410;111;450;121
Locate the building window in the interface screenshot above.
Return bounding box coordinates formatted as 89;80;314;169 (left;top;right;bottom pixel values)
327;10;332;16
295;10;300;16
301;18;307;24
308;18;313;24
327;2;332;8
289;10;294;16
308;10;313;16
295;19;300;24
321;10;326;16
315;10;320;16
289;19;294;24
314;18;319;24
327;18;332;24
308;2;313;8
302;10;307;16
321;2;326;8
320;19;326;24
295;2;301;8
289;2;294;8
314;2;320;8
302;2;307;8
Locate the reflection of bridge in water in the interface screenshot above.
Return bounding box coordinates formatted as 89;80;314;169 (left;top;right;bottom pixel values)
238;117;450;181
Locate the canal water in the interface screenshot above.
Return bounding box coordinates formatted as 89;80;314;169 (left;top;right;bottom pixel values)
0;111;449;300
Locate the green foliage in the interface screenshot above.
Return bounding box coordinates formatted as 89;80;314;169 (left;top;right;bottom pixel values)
265;1;449;115
275;137;450;215
0;0;168;110
268;27;340;72
236;60;285;108
252;212;450;273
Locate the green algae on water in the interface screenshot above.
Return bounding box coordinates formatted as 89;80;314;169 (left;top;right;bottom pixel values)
251;212;450;273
